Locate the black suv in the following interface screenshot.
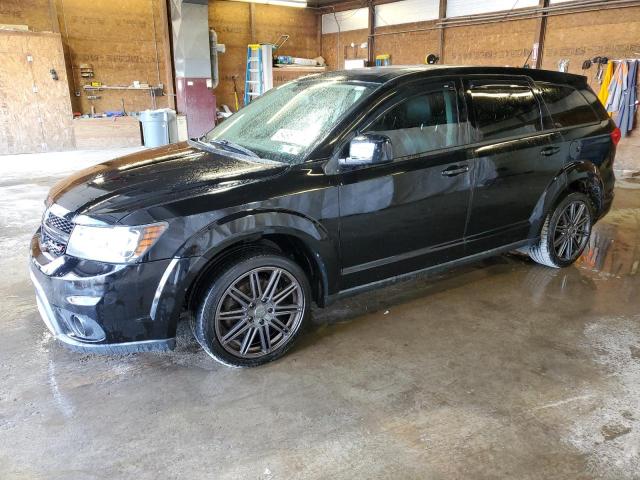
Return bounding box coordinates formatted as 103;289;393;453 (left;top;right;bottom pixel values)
30;66;617;367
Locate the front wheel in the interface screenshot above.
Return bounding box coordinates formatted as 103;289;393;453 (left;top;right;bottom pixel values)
528;192;593;268
194;252;311;367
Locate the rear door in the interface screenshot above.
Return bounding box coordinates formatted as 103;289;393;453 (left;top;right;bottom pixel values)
463;77;563;253
536;82;614;192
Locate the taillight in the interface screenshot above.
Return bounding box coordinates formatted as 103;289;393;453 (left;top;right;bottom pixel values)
611;127;621;146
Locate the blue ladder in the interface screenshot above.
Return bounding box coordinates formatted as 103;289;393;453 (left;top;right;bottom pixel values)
244;44;263;106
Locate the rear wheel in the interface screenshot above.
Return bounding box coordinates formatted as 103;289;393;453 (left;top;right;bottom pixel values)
194;252;310;367
528;192;593;268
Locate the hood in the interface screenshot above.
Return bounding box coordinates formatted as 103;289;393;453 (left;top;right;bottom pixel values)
48;141;287;222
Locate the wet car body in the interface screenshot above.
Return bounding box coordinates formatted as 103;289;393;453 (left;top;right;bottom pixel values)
30;66;616;354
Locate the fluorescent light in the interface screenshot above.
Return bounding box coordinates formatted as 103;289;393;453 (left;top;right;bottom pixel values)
232;0;307;7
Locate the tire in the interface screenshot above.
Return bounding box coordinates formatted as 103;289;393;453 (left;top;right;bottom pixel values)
528;192;594;268
194;251;311;367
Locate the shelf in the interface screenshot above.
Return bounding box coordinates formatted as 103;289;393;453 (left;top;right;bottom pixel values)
274;65;326;72
83;85;164;94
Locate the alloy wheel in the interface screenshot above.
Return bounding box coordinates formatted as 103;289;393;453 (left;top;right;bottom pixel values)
214;267;305;359
552;200;591;262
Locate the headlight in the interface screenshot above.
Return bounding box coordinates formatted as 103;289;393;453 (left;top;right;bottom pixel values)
66;222;167;263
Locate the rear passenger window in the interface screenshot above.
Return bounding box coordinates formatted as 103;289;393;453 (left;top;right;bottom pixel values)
468;83;542;141
537;83;599;128
365;86;464;159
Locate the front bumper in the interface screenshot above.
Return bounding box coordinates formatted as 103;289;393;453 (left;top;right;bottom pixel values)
29;231;177;354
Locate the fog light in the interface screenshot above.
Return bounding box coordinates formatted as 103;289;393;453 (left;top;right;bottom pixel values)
67;314;106;342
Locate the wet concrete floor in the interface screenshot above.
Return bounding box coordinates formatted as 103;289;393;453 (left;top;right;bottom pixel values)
1;150;639;479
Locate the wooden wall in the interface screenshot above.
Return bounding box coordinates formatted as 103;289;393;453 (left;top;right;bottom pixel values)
542;8;640;75
208;1;250;111
321;29;368;71
209;1;320;109
0;0;55;32
54;0;171;114
443;19;538;67
374;21;439;65
321;18;537;69
542;7;640;171
0;31;74;154
1;0;320;115
0;0;170;115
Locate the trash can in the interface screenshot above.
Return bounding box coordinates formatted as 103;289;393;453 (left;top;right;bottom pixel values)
139;109;177;147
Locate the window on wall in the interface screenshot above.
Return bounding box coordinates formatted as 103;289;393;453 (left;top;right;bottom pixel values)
365;86;464;159
537;83;599;128
468;83;543;141
375;0;439;27
321;8;369;34
446;0;538;17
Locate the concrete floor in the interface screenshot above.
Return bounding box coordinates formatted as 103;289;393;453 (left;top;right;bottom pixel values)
1;149;640;479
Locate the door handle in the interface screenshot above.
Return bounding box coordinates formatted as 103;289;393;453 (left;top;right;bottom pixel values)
540;146;561;156
441;165;469;177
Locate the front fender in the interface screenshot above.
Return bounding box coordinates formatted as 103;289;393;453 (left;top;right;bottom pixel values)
150;209;339;335
179;208;333;258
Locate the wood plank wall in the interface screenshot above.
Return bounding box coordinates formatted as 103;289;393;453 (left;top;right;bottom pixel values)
444;19;538;67
0;31;74;154
322;29;369;70
320;6;640;74
0;0;55;32
0;0;170;114
321;18;539;70
209;1;320;110
1;0;320;115
543;7;640;171
375;21;439;65
54;0;171;114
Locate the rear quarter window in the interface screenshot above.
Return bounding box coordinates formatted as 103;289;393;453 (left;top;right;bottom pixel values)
579;87;610;121
537;83;600;128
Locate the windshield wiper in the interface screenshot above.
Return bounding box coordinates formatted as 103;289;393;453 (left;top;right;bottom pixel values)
205;138;260;159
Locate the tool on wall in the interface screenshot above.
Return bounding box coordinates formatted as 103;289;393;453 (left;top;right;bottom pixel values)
580;56;609;83
426;53;440;65
232;75;240;112
79;64;94;78
593;56;609;82
522;49;533;68
273;34;289;51
558;59;570;72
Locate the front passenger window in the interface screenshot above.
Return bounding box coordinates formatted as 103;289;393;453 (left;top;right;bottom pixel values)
365;87;463;159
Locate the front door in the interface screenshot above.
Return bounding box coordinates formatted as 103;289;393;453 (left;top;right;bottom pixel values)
338;80;474;290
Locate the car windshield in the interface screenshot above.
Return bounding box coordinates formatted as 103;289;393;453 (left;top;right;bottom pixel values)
203;78;377;164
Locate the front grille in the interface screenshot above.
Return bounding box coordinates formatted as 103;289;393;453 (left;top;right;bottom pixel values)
45;213;74;235
40;229;66;256
39;206;73;257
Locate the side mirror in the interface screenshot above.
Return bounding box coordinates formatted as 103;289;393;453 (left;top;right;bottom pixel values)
339;134;393;167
